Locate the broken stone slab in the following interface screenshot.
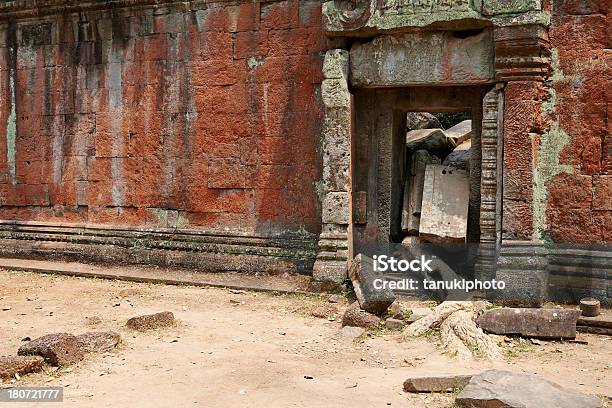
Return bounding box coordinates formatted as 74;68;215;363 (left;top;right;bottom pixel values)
341;302;381;329
476;308;580;339
406;112;442;131
349;254;395;314
18;333;84;366
403;374;474;393
0;356;45;380
443;139;471;173
385;318;405;330
406;129;455;153
577;312;612;329
76;331;121;353
408;307;434;324
402;150;441;235
577;325;612;335
419;165;470;244
444;120;472;144
455;369;602;408
126;311;175;331
387;300;410;320
340;326;365;339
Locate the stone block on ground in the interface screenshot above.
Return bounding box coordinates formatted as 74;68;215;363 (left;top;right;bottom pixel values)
0;356;45;380
419;164;469;244
455;370;602;408
476;308;580;339
404;374;473;393
407;307;433;324
577;312;612;329
406;129;454;153
349;254;395;314
443;139;471;172
340;326;365;339
385;318;405;330
311;304;338;319
387;300;410;320
579;298;600;317
18;333;84;366
76;331;121;353
126;311;175;331
406;112;442;131
444;120;472;144
342;302;381;329
402;150;441;235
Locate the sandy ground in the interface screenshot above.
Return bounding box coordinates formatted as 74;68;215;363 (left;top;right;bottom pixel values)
0;268;610;408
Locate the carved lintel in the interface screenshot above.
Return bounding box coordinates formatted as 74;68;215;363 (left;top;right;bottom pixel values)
494;24;551;82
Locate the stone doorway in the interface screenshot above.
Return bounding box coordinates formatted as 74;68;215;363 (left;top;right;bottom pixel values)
314;31;504;284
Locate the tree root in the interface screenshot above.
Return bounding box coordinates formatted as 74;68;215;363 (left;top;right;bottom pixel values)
404;301;503;360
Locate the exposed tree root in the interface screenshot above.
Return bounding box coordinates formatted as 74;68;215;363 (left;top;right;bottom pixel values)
404;301;503;360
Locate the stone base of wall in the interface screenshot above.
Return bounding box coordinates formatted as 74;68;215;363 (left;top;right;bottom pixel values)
0;221;317;274
496;241;611;307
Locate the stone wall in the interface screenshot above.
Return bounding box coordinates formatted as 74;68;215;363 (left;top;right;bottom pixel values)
503;0;611;243
0;0;326;240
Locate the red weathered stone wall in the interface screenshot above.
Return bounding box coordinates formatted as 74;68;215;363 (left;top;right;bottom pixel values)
546;0;611;243
0;0;326;236
503;0;611;243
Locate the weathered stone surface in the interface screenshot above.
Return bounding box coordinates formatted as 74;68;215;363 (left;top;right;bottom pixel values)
406;112;442;131
579;298;600;317
387;300;409;320
483;0;542;16
476;308;580;339
342;302;381;329
419;165;470;244
322;192;350;224
0;356;45;380
76;331;121;353
408;307;433;323
456;370;602;408
444;120;472;144
340;326;365;339
322;79;351;108
443;140;472;172
349;254;395;314
402;150;441;234
18;333;84;366
311;304;338;319
404;374;473;393
385;318;405;330
405;129;453;153
126;311;175;331
323;49;349;80
577;312;612;329
350;32;494;87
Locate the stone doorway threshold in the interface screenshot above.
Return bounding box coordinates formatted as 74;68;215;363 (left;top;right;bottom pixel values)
0;258;313;294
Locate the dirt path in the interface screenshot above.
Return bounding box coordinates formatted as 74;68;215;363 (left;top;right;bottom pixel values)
1;269;610;407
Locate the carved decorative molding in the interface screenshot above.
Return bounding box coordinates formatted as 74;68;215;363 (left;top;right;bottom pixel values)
494;24;551;81
326;0;372;30
477;87;503;275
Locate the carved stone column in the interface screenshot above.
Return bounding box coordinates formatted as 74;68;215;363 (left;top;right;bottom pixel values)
312;50;353;284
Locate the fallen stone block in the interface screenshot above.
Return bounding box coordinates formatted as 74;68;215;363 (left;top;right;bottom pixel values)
18;333;84;366
311;304;338;319
0;356;45;380
455;369;602;408
403;374;473;393
444;120;472;144
443;139;471;172
577;325;612;335
577;312;612;329
349;254;395;314
419;165;469;244
406;112;442;131
76;331;121;353
407;307;433;324
385;318;405;330
402;150;441;235
126;311;175;331
476;308;580;339
340;326;365;339
406;129;454;153
387;300;410;320
342;302;381;329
